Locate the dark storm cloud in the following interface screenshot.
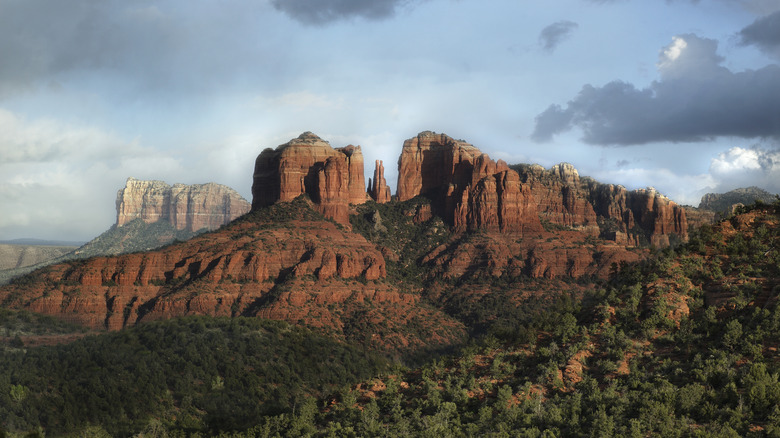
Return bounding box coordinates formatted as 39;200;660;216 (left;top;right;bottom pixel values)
0;1;273;97
271;0;415;25
739;10;780;59
539;21;579;52
532;34;780;145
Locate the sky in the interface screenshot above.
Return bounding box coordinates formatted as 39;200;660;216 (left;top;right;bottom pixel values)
1;0;780;242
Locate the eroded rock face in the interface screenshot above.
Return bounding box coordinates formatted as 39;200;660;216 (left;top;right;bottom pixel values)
0;217;386;330
423;231;646;280
514;163;692;246
397;131;542;233
368;160;392;203
116;178;250;232
252;132;367;224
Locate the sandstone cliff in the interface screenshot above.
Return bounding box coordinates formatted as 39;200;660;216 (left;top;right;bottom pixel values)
397;131;542;234
1;201;386;330
0;199;468;353
512;163;692;247
116;178;250;232
252;132;367;224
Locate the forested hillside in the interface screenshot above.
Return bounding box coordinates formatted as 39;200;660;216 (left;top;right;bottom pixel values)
1;199;778;436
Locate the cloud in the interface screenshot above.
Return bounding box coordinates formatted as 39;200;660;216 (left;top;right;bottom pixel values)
0;108;186;241
739;10;780;59
708;145;780;193
254;92;345;110
0;1;278;98
270;0;417;25
0;109;129;163
539;21;579;52
590;166;715;206
532;34;780;145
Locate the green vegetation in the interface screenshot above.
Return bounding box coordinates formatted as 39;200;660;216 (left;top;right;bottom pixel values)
0;316;386;436
236;195;328;225
0;309;87;351
1;199;779;436
75;218;203;258
350;197;451;285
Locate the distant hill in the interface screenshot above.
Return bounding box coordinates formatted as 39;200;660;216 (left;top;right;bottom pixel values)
0;238;85;246
0;243;77;270
699;186;777;214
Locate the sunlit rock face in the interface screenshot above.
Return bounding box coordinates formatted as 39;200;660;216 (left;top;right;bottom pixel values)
368;160;391;204
116;178;250;232
251;132;367;224
397;131;542;233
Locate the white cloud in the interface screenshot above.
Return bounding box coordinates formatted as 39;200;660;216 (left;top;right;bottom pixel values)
710;146;763;173
708;145;780;193
254;92;345;110
657;36;688;71
0;109;116;163
0;108;186;241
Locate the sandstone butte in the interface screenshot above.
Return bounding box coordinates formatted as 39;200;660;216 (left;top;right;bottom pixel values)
252;132;367;225
116;177;251;233
0;130;712;351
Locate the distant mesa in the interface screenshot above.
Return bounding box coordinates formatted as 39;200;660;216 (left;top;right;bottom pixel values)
117;177;250;233
0;179;253;286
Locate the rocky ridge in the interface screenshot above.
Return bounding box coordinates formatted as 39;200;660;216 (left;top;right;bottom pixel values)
512;163;692;247
0;130;717;355
116;178;250;233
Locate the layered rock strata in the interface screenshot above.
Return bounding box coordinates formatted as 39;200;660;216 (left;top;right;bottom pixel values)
513;163;692;247
0;217;386;330
252;132;367;224
116;178;250;232
397;131;542;234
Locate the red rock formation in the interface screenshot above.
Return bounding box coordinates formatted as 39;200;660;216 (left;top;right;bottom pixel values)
422;231;646;280
368;160;391;203
251;132;367;224
514;163;692;246
397;131;542;234
0;214;386;330
514;163;600;234
115;178;250;232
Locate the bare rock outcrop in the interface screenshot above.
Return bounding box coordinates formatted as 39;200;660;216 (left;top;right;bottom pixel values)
252;132;367;224
397;131;542;234
116;178;250;232
0;216;386;330
514;164;692;247
368;160;392;203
